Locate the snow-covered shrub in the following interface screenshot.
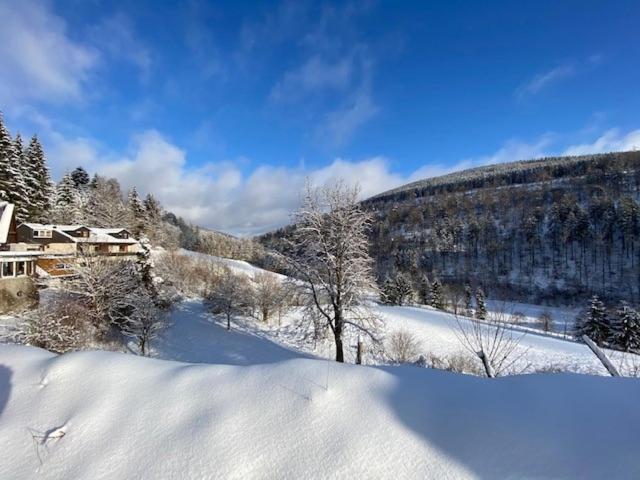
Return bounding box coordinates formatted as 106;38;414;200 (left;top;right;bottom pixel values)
15;298;95;353
120;293;169;356
423;352;483;376
387;329;422;363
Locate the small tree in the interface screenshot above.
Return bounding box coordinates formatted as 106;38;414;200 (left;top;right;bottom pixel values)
381;273;413;306
463;285;473;317
430;279;444;310
418;275;431;305
538;312;553;332
611;302;640;353
387;329;422;363
475;287;487;320
207;268;251;330
380;277;397;305
575;295;611;346
251;271;288;324
121;294;168;356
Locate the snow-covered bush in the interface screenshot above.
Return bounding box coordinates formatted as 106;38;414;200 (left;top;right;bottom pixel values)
538;311;553;332
15;298;95;353
423;352;483;376
387;329;422;363
120;293;169;356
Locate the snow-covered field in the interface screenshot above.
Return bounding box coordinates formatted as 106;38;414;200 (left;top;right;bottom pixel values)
1;251;640;478
1;343;640;479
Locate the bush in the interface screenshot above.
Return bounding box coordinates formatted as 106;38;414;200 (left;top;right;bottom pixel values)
387;329;422;363
423;352;484;376
538;312;553;332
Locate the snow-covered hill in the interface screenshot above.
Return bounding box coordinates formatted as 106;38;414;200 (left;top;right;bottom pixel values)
1;343;639;479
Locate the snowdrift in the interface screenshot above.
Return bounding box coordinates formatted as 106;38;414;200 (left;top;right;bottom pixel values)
1;344;639;479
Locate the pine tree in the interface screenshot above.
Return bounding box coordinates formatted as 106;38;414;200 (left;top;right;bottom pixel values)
52;172;81;223
128;187;146;236
475;287;487;320
12;133;30;221
611;302;640;353
71;167;90;187
394;273;414;306
417;274;431;304
143;193;162;228
430;279;444;310
463;285;473;317
0;113;14;202
380;277;397;305
25;135;53;221
575;295;610;346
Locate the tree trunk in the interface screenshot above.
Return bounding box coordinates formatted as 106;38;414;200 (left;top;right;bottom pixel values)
226;313;231;330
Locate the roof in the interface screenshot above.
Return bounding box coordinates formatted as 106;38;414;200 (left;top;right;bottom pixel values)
20;223;138;245
0;202;15;244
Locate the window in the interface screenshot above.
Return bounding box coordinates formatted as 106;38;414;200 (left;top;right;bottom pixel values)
1;261;14;278
34;230;52;238
16;261;26;276
119;245;127;252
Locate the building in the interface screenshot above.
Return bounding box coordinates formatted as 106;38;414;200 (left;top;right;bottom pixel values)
0;203;39;313
17;224;141;256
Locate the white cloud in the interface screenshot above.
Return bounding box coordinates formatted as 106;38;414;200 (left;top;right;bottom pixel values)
563;129;640;156
0;0;98;105
515;56;603;101
43;124;640;237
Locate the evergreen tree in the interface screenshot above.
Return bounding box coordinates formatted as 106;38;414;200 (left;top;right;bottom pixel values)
380;277;397;305
71;167;90;187
475;287;487;320
430;279;444;310
128;187;146;236
417;274;430;304
52;172;80;223
394;273;414;306
0;113;14;202
463;285;473;317
25;135;53;221
611;302;640;353
143;193;162;226
575;295;611;346
12;133;30;221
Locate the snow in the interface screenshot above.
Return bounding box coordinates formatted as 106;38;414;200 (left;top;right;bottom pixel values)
1;343;639;479
178;248;288;280
0;201;14;244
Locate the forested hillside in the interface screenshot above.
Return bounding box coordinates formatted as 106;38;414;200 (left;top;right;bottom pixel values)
262;151;640;305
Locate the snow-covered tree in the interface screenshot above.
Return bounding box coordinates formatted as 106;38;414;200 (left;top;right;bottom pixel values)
0;114;16;203
120;293;168;356
463;285;473;317
71;166;90;187
575;295;611;346
127;187;146;236
380;273;413;306
206;267;251;330
86;176;128;227
430;279;444;310
286;181;381;362
475;287;487;320
24;135;53;221
417;274;431;305
611;302;640;353
12;133;30;221
52;172;81;223
250;271;288;324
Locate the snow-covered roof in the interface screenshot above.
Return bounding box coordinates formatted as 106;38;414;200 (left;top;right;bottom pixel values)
21;223;138;244
0;202;15;244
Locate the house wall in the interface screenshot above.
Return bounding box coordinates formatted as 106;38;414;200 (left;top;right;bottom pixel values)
41;243;77;254
0;277;38;314
16;225;73;245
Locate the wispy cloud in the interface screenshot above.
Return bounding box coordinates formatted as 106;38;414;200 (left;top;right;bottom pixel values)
0;0;98;106
515;55;603;101
88;13;152;81
564;128;640;156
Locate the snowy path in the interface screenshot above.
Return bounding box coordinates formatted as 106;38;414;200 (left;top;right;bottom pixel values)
154;299;309;365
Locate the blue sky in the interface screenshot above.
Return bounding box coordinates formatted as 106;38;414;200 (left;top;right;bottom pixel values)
1;0;639;235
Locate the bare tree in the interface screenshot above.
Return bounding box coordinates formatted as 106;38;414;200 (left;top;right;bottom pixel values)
206;267;251;330
120;294;168;356
453;307;528;377
250;271;289;324
286;181;382;362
